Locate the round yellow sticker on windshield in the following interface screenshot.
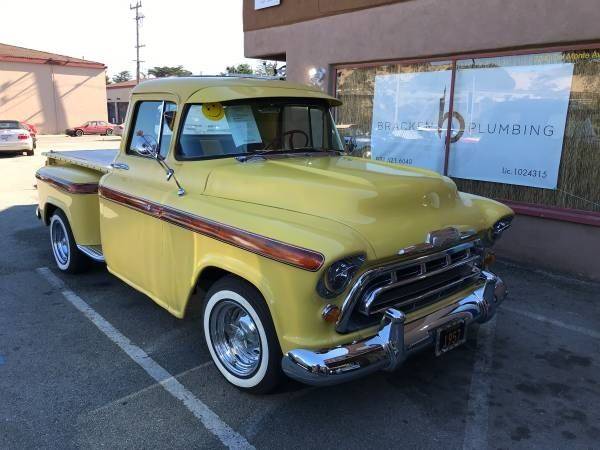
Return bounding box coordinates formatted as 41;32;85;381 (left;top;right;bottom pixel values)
202;103;225;121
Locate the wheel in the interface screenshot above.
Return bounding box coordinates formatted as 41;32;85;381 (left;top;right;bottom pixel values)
75;129;83;137
26;149;34;156
105;128;113;136
203;275;283;393
49;210;89;273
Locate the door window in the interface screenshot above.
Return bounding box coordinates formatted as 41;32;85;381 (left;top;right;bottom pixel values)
128;101;177;158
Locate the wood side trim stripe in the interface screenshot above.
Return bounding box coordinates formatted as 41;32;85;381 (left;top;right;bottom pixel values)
35;172;99;194
98;186;325;271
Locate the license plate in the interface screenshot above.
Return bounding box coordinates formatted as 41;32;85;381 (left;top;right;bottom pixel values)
0;135;8;141
435;320;467;356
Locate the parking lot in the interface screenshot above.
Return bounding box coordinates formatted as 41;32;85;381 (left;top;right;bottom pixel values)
1;135;599;449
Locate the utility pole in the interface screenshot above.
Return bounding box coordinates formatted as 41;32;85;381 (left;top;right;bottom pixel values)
130;1;145;83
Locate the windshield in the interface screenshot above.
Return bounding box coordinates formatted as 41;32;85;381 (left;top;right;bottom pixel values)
0;121;21;130
176;99;344;160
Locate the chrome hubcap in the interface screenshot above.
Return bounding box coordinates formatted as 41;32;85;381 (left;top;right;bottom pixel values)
210;300;261;378
51;219;69;265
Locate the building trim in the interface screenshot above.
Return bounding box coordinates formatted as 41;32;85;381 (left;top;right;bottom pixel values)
0;55;105;69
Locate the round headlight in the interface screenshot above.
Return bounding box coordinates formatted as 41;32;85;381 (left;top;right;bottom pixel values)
317;254;366;299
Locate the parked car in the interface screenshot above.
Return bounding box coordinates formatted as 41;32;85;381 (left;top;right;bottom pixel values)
35;77;513;393
66;121;115;137
21;122;38;149
113;124;125;136
0;120;34;156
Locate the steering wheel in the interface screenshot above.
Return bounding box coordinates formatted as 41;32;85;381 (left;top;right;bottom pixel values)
264;129;310;151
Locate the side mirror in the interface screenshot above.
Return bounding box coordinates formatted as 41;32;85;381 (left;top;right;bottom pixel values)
131;130;159;158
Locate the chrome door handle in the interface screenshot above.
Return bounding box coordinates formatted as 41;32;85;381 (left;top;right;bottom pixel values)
110;162;129;170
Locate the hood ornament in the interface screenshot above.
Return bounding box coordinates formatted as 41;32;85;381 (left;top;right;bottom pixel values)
398;227;476;256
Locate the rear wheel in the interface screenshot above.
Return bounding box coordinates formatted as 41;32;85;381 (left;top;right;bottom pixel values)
75;129;83;137
26;149;34;156
105;128;113;136
203;276;283;394
49;210;89;273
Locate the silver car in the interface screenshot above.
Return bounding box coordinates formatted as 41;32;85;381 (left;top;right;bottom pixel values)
0;121;34;156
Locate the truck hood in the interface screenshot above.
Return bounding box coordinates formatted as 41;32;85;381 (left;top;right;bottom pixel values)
203;156;491;259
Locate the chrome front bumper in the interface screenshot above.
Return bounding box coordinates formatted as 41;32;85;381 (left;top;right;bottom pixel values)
282;270;506;386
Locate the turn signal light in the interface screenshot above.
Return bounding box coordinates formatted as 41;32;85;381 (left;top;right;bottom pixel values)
322;304;341;323
483;251;496;268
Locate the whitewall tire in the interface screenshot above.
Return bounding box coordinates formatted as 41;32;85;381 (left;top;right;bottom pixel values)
49;210;89;274
203;276;283;393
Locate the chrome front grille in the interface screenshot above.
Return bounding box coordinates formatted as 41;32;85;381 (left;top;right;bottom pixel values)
336;241;482;333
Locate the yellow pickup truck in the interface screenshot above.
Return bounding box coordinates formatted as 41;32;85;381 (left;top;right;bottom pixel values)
35;77;513;393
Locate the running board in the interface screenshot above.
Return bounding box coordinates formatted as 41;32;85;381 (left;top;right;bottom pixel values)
77;244;105;262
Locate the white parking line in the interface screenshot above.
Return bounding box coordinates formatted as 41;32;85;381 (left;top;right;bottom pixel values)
462;317;497;450
36;267;254;450
90;361;215;415
502;305;600;340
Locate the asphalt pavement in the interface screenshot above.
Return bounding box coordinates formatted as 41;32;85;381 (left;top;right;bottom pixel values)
1;136;599;449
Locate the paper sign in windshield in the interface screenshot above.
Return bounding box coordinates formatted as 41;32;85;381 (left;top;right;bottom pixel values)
225;105;262;147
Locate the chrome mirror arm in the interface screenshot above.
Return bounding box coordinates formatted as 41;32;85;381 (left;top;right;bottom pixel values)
133;132;186;196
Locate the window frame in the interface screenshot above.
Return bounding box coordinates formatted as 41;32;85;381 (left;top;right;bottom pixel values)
126;100;177;159
333;41;600;226
173;97;339;162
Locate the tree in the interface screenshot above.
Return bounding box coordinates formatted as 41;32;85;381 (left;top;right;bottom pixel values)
222;63;253;75
105;74;111;85
112;71;132;83
147;65;192;78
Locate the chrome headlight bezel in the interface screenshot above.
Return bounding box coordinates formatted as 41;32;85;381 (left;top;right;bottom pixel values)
491;215;514;241
317;254;366;299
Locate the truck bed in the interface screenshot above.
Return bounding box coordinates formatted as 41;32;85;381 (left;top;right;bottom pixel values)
43;149;118;174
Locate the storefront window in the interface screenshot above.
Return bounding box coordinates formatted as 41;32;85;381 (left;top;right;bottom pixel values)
335;48;600;213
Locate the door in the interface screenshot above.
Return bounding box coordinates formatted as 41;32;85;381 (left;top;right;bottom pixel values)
99;97;179;305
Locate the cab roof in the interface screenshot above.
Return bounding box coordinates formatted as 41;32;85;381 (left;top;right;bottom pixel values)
131;76;342;106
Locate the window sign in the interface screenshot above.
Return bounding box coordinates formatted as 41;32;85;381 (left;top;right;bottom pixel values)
448;63;574;189
370;71;452;173
255;0;280;10
225;105;262;147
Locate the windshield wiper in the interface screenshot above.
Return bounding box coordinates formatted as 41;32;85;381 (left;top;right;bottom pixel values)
236;148;341;163
235;149;282;163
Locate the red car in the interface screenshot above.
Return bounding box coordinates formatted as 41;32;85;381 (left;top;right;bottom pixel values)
66;121;115;137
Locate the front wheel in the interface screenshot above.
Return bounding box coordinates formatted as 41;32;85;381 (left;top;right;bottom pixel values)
49;210;89;273
75;129;83;137
105;128;113;136
203;276;283;394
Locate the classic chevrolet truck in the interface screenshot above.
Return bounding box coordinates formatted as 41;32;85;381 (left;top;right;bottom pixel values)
35;77;513;393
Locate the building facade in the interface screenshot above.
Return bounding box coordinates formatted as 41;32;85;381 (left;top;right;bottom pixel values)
243;0;600;280
0;43;107;134
106;80;137;124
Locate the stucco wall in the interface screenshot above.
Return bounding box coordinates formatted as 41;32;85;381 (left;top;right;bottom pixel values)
0;61;107;134
245;0;600;88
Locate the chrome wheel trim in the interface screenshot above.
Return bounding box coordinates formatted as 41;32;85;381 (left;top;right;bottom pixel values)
209;299;262;378
50;216;70;268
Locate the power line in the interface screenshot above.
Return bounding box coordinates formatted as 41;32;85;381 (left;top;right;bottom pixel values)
130;1;145;83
